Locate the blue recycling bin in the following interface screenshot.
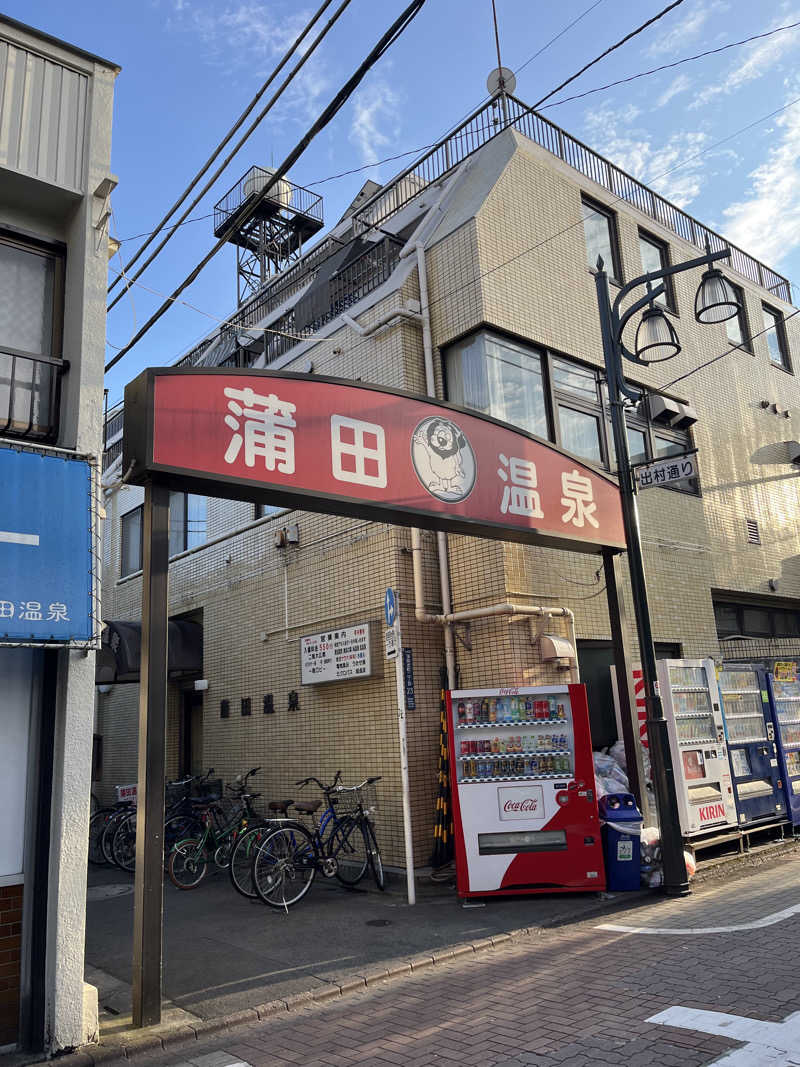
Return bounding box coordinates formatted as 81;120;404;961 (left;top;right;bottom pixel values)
599;793;642;891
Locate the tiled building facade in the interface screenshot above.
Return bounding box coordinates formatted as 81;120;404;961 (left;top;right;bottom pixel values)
99;99;800;870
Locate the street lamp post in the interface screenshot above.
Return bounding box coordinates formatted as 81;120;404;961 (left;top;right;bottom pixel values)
594;245;739;897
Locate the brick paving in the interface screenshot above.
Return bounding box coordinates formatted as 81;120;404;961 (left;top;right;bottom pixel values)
102;855;800;1065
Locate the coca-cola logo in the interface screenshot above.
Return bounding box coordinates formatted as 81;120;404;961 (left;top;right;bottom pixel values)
503;797;538;813
499;687;520;696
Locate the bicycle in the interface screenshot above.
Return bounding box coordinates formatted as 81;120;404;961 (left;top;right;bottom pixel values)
109;768;217;872
168;768;262;889
250;774;383;909
228;798;295;899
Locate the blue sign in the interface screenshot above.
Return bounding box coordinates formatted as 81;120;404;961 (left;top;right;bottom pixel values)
384;586;397;628
0;448;93;641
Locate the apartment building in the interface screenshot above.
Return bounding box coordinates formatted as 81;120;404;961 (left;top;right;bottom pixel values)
0;17;118;1053
99;92;800;874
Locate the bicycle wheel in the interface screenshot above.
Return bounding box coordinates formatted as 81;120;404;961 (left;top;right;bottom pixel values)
88;809;113;866
168;838;207;889
364;820;385;890
229;824;269;899
164;813;200;860
111;812;137;872
101;810;129;866
252;824;316;909
330;816;369;886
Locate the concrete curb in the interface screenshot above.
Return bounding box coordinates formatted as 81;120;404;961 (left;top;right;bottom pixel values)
48;839;800;1067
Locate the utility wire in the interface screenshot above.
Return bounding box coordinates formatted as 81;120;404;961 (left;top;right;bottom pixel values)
107;0;338;296
539;18;800;111
107;0;355;313
109;12;796;251
105;0;428;373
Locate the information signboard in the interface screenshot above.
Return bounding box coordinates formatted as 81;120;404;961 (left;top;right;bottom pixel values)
300;622;372;684
0;447;93;642
634;453;697;490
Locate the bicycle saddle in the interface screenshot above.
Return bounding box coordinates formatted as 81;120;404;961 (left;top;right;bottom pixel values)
268;799;294;815
293;799;322;814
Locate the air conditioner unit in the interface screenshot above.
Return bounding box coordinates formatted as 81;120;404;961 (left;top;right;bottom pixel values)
648;394;698;429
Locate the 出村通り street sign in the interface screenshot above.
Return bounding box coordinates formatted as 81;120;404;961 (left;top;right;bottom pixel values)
634;453;697;490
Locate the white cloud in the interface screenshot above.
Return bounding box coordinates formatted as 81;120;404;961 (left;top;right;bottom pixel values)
348;78;403;167
690;13;800;109
582;103;709;208
722;93;800;265
656;72;692;108
646;0;727;57
167;3;333;122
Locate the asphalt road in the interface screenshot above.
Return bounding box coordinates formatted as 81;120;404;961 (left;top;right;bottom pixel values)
90;848;800;1066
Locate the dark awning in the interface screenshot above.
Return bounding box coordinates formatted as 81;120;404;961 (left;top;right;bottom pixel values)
96;619;203;685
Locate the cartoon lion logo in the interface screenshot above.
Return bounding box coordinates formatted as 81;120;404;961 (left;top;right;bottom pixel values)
411;416;476;502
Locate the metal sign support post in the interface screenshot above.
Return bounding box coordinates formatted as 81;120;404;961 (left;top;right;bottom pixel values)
132;482;170;1027
389;595;416;905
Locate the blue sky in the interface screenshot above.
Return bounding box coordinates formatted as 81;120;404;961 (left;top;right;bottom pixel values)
14;0;800;404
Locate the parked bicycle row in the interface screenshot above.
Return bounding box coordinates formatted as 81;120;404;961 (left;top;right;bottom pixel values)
89;769;384;909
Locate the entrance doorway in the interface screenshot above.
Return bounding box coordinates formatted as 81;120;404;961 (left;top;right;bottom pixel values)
179;691;204;778
578;640;682;749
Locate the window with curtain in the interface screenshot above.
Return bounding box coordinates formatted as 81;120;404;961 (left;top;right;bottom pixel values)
121;506;143;577
0;233;64;438
169;492;207;555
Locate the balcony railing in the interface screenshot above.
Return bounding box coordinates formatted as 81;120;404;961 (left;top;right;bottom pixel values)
0;349;67;442
352;94;791;303
213;167;324;243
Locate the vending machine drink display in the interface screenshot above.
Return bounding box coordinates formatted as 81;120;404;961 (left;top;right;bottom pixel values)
659;659;738;837
766;672;800;825
446;684;605;896
717;667;785;827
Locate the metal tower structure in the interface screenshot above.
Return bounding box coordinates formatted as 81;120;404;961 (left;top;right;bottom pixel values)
213;165;324;306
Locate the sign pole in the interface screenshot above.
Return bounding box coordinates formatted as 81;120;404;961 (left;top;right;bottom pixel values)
132;482;169;1027
387;590;415;905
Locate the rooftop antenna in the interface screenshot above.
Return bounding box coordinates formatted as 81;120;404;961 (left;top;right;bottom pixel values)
487;0;514;123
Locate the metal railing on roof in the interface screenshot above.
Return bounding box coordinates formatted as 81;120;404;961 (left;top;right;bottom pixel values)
351;93;792;303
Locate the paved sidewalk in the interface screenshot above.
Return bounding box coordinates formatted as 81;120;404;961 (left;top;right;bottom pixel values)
73;848;800;1066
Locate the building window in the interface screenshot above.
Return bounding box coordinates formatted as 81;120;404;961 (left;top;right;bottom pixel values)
0;231;65;439
638;231;674;310
714;598;800;640
551;356;606;466
121;506;143;577
581;197;622;281
725;282;751;351
763;304;791;370
445;331;549;439
169;492;207;555
444;329;697;492
256;503;285;519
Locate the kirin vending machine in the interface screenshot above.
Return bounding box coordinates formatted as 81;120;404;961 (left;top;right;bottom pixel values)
766;671;800;825
446;684;605;897
717;666;785;828
659;659;738;838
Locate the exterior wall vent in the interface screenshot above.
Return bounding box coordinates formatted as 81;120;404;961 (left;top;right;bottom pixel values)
746;518;761;545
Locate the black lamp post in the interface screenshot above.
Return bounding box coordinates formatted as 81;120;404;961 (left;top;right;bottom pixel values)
594;244;740;897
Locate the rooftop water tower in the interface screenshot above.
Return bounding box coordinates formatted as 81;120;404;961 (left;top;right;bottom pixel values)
213;165;324;305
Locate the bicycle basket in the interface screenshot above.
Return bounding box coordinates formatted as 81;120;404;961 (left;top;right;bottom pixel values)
193;778;223;801
334;781;379;819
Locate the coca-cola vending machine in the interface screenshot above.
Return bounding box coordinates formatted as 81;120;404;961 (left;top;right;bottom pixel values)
446;684;605;897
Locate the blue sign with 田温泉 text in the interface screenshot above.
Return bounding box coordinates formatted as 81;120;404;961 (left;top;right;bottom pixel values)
0;447;93;641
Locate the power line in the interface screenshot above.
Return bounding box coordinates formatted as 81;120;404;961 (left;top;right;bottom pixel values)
109;18;799;249
107;0;356;313
660;308;800;391
107;0;339;297
539;18;800;111
515;0;606;78
105;0;429;373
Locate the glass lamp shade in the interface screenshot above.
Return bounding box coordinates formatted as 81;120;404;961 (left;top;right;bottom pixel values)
695;268;740;323
634;306;681;363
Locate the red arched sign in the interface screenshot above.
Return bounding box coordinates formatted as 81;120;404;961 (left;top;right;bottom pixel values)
124;368;624;553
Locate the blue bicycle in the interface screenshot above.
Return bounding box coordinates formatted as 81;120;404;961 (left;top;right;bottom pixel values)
251;772;383;908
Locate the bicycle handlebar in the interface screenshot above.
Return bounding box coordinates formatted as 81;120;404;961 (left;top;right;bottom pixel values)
295;770;342;792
